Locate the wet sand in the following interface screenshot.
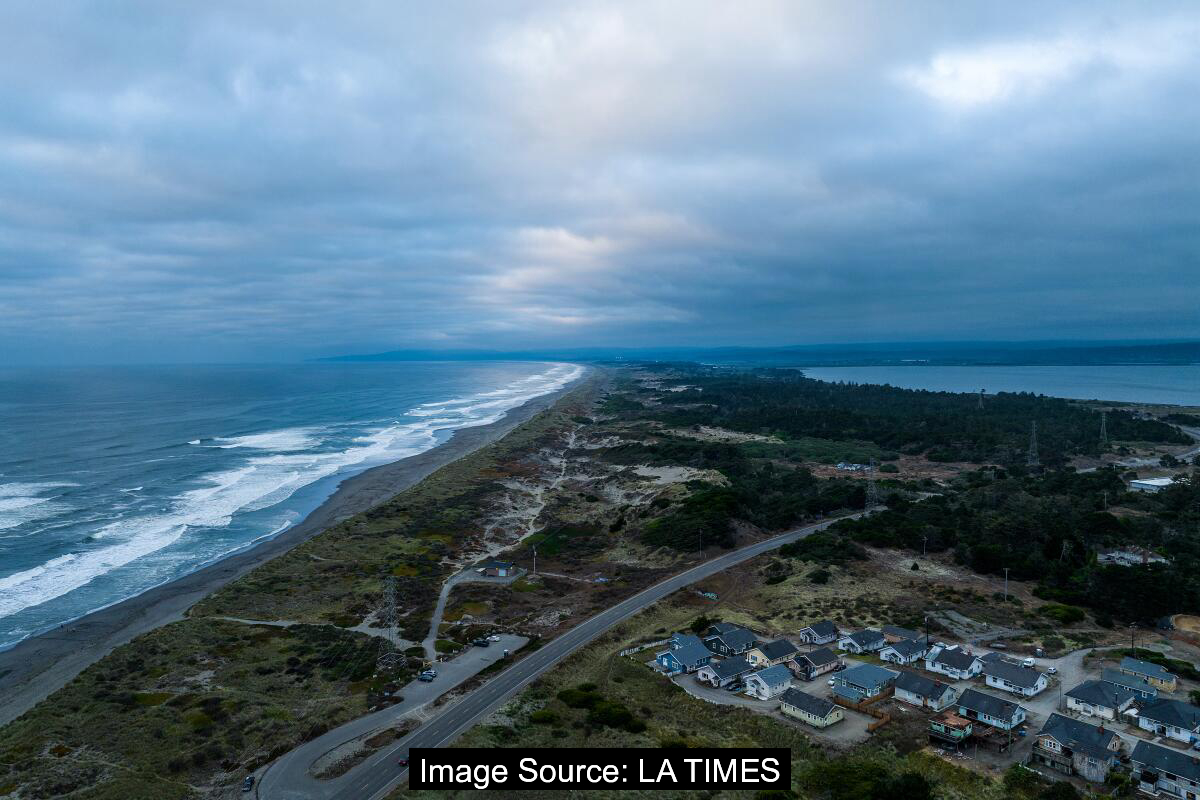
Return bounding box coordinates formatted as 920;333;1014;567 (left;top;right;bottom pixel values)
0;367;591;727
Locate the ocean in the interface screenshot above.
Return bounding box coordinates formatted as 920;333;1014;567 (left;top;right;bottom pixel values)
799;365;1200;406
0;361;581;650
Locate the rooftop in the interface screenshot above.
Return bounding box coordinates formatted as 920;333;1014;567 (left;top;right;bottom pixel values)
983;659;1044;689
797;646;839;668
780;688;837;718
802;620;838;637
930;646;979;671
750;664;793;687
895;670;951;699
1038;713;1117;761
958;688;1023;721
1065;680;1135;709
707;656;754;680
839;663;897;688
1132;740;1200;783
1120;656;1175;682
755;638;800;661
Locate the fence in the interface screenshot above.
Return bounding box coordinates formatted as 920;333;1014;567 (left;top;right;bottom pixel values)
620;638;671;657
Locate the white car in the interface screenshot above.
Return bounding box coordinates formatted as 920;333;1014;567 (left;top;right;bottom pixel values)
488;635;501;642
1046;666;1058;675
828;678;836;687
1022;657;1035;668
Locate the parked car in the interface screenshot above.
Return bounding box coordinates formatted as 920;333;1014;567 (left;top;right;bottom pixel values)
1022;657;1035;668
1046;666;1058;675
724;682;743;692
473;638;490;647
828;678;836;687
488;635;501;642
242;776;255;793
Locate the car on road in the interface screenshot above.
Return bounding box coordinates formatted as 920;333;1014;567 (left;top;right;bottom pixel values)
242;776;255;793
473;638;490;647
488;635;501;642
1046;666;1057;675
1022;657;1035;668
397;755;409;767
828;678;836;687
418;669;437;682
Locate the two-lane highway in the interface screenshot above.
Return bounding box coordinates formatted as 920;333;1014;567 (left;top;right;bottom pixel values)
260;512;864;800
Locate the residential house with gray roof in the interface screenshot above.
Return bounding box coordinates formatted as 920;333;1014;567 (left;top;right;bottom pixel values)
1031;713;1122;783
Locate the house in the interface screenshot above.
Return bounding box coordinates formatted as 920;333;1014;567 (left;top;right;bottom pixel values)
1130;477;1176;493
696;656;755;688
704;623;758;656
1102;667;1159;701
746;638;800;668
790;647;842;681
780;688;843;728
1120;656;1178;692
1097;546;1168;567
1031;713;1122;783
881;624;922;643
880;638;927;666
956;688;1026;731
1136;698;1200;745
925;645;983;680
894;671;957;711
743;664;793;700
1064;680;1136;721
1131;740;1200;799
833;663;897;703
655;634;714;674
477;559;516;577
929;711;973;749
837;629;885;654
797;620;839;645
982;658;1048;697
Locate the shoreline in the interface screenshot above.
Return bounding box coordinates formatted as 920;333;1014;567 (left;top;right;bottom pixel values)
0;366;591;727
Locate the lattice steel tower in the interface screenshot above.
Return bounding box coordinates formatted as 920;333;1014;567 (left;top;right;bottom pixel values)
1100;412;1108;445
376;576;401;673
866;458;882;508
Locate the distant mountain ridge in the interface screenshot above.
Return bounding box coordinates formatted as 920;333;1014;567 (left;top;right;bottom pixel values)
321;340;1200;367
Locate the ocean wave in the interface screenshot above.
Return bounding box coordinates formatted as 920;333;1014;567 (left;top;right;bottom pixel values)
0;363;583;620
0;483;75;531
212;428;320;451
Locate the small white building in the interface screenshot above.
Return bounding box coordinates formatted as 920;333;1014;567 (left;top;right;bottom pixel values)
1064;680;1136;721
880;639;927;666
924;645;982;680
982;659;1048;698
1136;698;1200;744
743;664;793;700
894;671;956;711
1130;477;1176;493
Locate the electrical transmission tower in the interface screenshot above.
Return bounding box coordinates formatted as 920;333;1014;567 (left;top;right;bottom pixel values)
978;389;985;410
866;458;881;508
1100;412;1108;445
1027;421;1040;468
376;576;401;674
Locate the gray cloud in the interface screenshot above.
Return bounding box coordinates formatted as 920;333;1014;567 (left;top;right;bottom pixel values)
0;1;1197;363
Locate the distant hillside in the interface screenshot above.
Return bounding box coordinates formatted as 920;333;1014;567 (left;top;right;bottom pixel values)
322;340;1199;366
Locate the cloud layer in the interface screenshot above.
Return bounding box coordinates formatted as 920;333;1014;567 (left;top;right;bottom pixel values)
1;2;1197;362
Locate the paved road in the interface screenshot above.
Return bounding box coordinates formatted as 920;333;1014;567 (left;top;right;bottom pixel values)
254;634;527;800
258;512;864;800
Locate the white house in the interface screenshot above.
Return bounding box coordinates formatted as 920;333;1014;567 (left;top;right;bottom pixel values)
743;664;793;700
982;659;1048;698
1064;680;1136;722
837;629;885;654
894;671;956;711
797;620;839;645
696;656;756;688
1132;740;1200;798
1136;698;1200;745
924;645;982;680
880;638;927;666
956;688;1026;731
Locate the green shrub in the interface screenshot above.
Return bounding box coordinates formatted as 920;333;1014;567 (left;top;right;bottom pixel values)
529;710;558;725
1038;603;1086;625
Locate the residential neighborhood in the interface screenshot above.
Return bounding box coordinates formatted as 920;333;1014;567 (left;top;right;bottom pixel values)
641;615;1200;795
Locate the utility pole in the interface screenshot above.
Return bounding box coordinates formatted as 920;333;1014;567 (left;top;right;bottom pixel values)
1003;568;1009;601
978;389;985;410
922;536;928;557
532;545;537;575
1100;412;1108;445
1102;490;1108;510
376;576;401;674
1027;421;1040;469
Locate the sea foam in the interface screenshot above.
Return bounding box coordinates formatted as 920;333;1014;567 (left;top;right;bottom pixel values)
0;363;583;621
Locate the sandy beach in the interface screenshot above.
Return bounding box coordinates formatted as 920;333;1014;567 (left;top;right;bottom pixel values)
0;367;590;728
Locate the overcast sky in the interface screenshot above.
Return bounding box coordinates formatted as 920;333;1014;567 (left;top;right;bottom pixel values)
1;2;1197;363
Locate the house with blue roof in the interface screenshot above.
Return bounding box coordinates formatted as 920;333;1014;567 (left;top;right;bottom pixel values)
1119;656;1178;692
656;633;714;674
743;664;793;700
1101;667;1158;701
832;663;897;703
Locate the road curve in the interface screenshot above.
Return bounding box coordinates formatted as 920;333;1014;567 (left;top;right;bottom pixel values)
261;512;863;800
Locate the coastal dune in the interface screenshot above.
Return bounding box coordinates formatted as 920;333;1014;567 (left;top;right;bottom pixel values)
0;367;591;727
